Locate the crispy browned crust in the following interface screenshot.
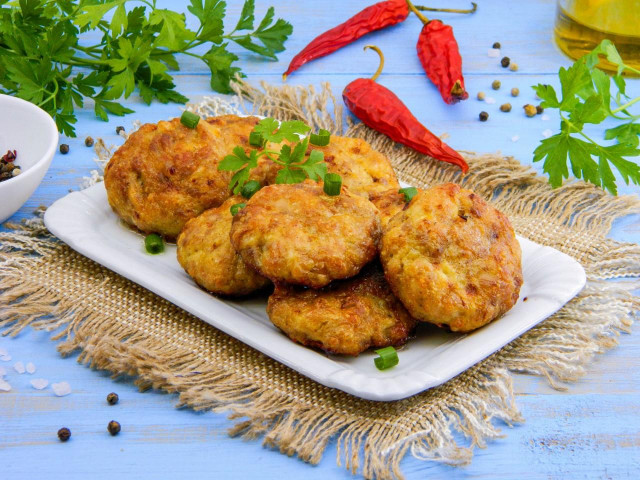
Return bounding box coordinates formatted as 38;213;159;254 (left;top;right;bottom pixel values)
176;197;271;297
230;181;381;288
267;263;417;355
312;136;399;199
104;115;277;240
380;183;523;333
369;188;413;227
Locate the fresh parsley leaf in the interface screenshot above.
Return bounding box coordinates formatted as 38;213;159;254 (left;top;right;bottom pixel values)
531;40;640;195
298;149;328;181
235;0;255;31
219;147;259;194
253;118;310;143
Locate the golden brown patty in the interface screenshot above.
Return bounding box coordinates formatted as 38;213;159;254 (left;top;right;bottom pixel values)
380;183;523;333
104;115;276;240
267;264;417;355
315;136;399;198
369;188;413;227
176;197;271;296
230;181;381;288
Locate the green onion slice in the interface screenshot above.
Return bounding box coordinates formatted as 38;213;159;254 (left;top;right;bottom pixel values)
180;111;200;129
230;202;246;216
144;233;165;255
249;131;265;147
323;173;342;196
241;180;261;199
398;187;418;203
374;346;399;370
310;129;331;146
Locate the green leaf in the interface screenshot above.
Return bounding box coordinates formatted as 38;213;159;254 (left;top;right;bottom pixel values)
149;9;195;51
232;35;276;59
75;1;127;29
275;167;306;184
110;3;128;36
558;60;594;110
234;0;255;31
298;149;328;181
570;95;608;125
188;0;225;43
254;12;292;54
203;43;240;94
219;147;251;171
253;118;310;143
289;136;309;165
533;132;572;188
533;84;560;109
605;123;640;148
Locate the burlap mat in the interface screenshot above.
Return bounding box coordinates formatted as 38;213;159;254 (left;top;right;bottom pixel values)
2;81;640;480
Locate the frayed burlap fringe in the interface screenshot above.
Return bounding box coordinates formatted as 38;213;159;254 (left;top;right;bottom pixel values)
2;80;640;479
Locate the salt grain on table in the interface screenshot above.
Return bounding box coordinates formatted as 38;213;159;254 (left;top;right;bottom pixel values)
485;97;496;105
542;129;553;138
26;362;36;374
31;378;49;390
52;381;71;397
487;48;500;58
541;114;550;121
0;354;11;362
511;135;520;142
14;361;25;374
0;379;11;392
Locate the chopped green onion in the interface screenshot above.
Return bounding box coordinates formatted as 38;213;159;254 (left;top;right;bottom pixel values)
374;346;399;370
249;131;266;147
310;129;331;146
241;180;261;199
398;187;418;203
144;233;165;255
323;173;342;196
180;111;200;129
230;202;246;216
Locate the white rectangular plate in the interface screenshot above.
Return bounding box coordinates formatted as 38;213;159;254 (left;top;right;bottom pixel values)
44;182;586;401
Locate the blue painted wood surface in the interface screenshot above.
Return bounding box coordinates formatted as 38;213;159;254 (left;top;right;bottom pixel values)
1;1;640;478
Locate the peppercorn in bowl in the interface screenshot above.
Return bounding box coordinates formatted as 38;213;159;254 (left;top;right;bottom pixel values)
0;95;59;223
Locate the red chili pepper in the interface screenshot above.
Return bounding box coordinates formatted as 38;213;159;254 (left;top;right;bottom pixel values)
343;46;468;172
408;1;475;104
283;0;409;80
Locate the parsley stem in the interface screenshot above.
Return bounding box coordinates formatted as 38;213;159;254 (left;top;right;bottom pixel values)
560;112;598;145
611;95;640;114
38;78;59;110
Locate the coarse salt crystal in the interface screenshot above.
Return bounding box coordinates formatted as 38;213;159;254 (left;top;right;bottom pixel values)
485;97;496;104
52;381;71;397
487;48;500;58
511;135;520;142
541;114;550;121
31;378;49;390
0;379;11;392
14;361;25;374
1;354;12;362
26;362;36;374
0;347;7;356
542;129;553;138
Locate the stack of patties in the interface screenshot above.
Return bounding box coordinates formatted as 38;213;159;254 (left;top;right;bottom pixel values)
104;115;523;357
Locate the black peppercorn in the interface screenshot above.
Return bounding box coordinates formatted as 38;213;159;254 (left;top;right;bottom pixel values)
479;111;489;122
85;136;94;147
115;126;125;135
536;105;544;114
492;42;501;49
500;56;510;68
107;392;119;405
57;427;71;442
108;420;121;436
59;144;69;154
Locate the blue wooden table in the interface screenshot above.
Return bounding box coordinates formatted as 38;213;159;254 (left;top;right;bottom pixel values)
2;1;640;478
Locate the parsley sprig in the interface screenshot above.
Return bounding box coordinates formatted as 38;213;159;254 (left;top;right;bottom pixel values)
218;118;330;194
533;40;640;195
0;0;292;137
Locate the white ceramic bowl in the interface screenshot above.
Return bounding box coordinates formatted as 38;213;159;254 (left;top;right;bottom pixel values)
0;94;59;223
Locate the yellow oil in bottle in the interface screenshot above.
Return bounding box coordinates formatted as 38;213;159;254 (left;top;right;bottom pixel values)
554;0;640;74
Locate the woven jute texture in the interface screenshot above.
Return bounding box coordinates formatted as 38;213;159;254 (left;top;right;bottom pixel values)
2;81;640;480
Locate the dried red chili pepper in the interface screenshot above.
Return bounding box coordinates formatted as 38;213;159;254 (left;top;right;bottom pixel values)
407;1;475;104
343;46;468;172
283;0;410;80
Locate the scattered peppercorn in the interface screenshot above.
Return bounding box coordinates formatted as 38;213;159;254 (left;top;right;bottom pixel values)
523;104;537;117
500;103;512;112
85;136;94;147
501;56;510;68
479;111;489;122
59;144;69;154
509;63;519;72
107;392;119;405
492;42;501;49
491;80;501;90
476;91;486;101
57;427;71;442
536;105;544;114
108;420;121;436
115;126;125;135
511;87;520;97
